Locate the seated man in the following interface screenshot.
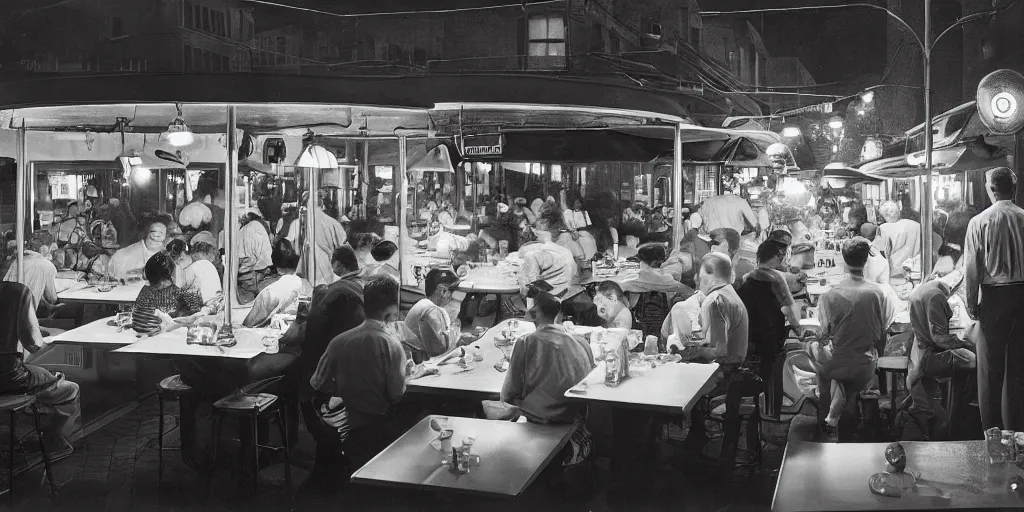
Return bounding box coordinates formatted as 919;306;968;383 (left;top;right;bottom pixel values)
310;274;423;467
621;243;693;300
3;238;60;318
737;241;808;415
593;281;632;329
404;269;462;362
809;237;892;440
906;277;976;440
500;289;595;467
0;282;78;460
243;239;311;328
679;252;749;454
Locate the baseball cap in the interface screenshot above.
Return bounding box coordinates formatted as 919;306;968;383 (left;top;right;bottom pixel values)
768;230;793;247
425;268;460;294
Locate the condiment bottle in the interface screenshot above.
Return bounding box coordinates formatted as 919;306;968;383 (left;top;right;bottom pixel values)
605;347;622;387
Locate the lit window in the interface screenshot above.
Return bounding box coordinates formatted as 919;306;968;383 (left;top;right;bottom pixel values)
527;15;565;69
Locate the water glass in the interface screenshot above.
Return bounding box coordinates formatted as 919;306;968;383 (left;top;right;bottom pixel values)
498;240;509;258
987;427;1009;464
186;318;220;345
262;335;280;354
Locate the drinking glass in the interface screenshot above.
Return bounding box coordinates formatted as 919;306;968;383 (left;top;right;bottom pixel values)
262;335;280;354
987;427;1007;464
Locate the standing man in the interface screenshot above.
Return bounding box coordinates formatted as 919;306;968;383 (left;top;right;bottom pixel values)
964;167;1024;431
697;194;760;241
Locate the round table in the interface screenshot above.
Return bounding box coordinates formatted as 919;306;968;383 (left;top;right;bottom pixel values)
456;270;520;323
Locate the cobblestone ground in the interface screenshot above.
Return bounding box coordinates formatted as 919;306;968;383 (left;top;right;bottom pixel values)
5;395;790;512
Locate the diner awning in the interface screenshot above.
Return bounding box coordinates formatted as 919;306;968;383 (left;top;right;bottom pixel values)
821;162;882;187
859;142;1009;179
712;137;774;168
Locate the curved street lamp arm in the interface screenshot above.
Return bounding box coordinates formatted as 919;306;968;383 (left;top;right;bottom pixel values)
700;4;923;51
932;0;1022;51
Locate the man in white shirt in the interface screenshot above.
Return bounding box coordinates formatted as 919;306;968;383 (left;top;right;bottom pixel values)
180;241;222;305
236;210;274;304
404;269;462;362
698;194;760;237
518;217;577;297
107;217;168;280
243;240;311;328
965;167;1024;431
4;240;59;316
875;201;942;278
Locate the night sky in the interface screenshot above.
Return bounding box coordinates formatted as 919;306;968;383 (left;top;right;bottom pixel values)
251;0;891;87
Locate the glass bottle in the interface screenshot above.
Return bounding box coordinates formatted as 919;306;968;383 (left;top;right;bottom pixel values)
605;348;621;387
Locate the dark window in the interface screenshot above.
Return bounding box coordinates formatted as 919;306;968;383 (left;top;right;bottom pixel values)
264;138;287;165
183;44;192;71
184;1;193;27
276;36;285;66
203;51;212;71
221;55;229;71
193;5;200;29
192;47;202;71
413;48;427;65
111;17;123;38
202;6;210;31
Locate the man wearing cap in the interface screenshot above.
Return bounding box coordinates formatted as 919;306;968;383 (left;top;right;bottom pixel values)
404;269;464;362
965;167;1024;431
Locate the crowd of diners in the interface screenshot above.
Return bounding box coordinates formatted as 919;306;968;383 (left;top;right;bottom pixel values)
0;166;1022;498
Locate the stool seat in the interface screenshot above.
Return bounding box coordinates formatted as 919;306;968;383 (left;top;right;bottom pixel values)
877;356;909;371
0;395;35;411
157;375;194;395
214;393;278;414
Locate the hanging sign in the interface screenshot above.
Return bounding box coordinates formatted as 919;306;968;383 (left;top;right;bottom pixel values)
460;133;504;157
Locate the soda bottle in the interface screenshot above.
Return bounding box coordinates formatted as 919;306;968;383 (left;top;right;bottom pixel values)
605;348;621;387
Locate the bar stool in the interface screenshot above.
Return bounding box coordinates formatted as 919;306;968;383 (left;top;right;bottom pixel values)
877;356;910;432
0;395;58;505
709;369;764;478
210;377;292;500
156;374;195;487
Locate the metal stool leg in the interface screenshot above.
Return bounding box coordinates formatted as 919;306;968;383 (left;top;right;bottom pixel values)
157;395;165;487
31;404;56;498
275;409;292;501
209;415;222;471
9;409;15;506
251;412;259;494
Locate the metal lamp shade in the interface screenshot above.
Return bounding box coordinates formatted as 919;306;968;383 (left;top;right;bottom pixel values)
295;144;339;169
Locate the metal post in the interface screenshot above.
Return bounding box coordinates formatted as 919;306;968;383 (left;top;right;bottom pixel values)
15;122;26;284
398;136;408;286
223;105;239;332
672;123;684;251
921;0;934;276
360;142;370;218
307;165;319;286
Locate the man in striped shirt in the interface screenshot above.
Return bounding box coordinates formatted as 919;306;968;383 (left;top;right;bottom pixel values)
965;167;1024;431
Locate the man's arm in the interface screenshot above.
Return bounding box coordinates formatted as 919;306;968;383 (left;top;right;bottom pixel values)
740;200;759;234
43;265;58;305
20;296;52;363
963;218;983;316
500;336;528;403
309;341;336;396
419;308;452;356
519;252;542;297
385;336;408;403
698;297;729;360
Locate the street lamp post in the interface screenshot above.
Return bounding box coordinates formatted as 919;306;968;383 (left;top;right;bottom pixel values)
702;1;1015;276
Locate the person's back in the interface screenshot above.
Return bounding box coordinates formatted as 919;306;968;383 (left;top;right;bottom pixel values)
503;323;594;424
737;278;787;358
877;218;922;275
297;274;365;398
0;282;34;390
819;276;888;370
699;195;757;234
3;250;57;311
312;321;406;427
519;241;576;295
404;298;449;357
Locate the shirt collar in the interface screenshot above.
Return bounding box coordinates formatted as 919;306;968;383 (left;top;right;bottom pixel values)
364;319;388;330
337;270;361;281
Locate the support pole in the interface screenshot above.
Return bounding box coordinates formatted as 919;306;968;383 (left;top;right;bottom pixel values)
15;122;26;284
222;105;238;332
672;123;684;252
921;0;934;276
398;136;409;286
307;162;320;286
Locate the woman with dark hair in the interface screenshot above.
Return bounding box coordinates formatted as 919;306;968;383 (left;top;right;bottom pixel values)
594;281;632;329
366;240;399;279
243;238;311;328
351;232;383;270
131;252;205;334
166;238;193;289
